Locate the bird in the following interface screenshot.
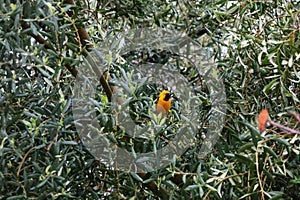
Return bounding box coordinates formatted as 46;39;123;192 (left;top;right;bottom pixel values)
258;109;269;131
156;90;172;117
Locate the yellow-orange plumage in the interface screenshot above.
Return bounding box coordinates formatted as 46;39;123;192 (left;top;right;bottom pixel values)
156;90;172;117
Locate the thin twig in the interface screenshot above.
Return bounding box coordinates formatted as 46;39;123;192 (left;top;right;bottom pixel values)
21;22;79;77
289;111;300;123
255;147;265;200
17;147;36;176
203;171;248;199
270;120;300;135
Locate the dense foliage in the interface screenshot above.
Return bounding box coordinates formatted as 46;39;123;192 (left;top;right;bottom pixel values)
0;0;299;199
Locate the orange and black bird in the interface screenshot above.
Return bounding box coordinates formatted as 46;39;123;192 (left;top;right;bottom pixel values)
156;90;172;117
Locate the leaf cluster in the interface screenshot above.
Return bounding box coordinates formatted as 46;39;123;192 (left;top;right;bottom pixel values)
0;0;299;199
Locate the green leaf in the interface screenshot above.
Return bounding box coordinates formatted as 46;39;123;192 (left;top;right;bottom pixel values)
274;138;290;151
238;120;262;146
204;183;217;192
235;154;254;165
61;141;78;145
263;146;278;159
263;78;279;94
238;142;254;153
184;185;199;191
130;172;143;182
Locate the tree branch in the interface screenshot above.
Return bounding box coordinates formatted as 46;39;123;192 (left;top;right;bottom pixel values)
21;22;79;77
270;120;300;135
